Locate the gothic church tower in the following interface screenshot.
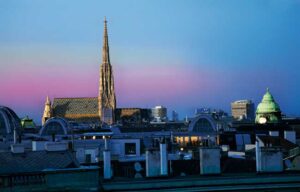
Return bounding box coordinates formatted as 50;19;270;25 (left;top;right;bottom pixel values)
98;18;116;125
42;96;52;125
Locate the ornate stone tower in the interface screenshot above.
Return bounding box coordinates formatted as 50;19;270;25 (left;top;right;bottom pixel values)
98;18;116;125
42;96;52;125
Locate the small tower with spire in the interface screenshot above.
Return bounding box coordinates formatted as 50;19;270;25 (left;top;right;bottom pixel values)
42;96;52;125
98;17;117;125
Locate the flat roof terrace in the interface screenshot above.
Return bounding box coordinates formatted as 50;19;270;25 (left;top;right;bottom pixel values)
102;173;300;191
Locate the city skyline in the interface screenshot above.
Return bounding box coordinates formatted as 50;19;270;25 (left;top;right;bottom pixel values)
1;0;300;123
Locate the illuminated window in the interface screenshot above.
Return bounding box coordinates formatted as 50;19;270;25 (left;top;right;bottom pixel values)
191;136;198;142
177;137;184;143
184;137;189;143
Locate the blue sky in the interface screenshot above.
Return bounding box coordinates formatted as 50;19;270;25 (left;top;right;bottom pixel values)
0;0;300;123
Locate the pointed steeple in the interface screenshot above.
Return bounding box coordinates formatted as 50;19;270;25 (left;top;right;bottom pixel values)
46;96;51;105
102;17;110;64
42;96;52;125
99;17;116;125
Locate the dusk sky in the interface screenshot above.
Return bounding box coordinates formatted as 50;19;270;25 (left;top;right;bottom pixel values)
1;0;300;124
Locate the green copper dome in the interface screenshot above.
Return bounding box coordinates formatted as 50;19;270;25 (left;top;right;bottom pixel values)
21;116;36;129
255;88;282;124
256;89;281;113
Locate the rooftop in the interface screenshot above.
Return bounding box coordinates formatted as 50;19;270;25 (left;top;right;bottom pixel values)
0;150;79;175
232;100;253;104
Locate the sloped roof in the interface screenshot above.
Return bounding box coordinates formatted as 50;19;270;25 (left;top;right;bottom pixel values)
52;97;99;121
257;135;298;150
0;150;80;175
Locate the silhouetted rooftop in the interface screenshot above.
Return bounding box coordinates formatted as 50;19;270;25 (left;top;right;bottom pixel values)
0;150;79;175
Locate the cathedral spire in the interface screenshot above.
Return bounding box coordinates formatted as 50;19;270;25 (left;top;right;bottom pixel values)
102;17;110;64
99;18;116;125
46;96;51;105
42;96;52;125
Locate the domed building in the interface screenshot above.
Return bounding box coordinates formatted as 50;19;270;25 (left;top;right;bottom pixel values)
188;114;217;133
40;117;70;136
21;116;36;129
0;106;22;141
255;88;282;124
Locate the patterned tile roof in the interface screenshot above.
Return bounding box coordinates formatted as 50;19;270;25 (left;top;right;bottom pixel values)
0;150;80;175
52;97;99;122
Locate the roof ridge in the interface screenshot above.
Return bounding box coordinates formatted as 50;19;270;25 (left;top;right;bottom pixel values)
54;97;98;100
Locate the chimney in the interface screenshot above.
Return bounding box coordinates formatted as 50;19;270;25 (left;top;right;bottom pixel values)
13;127;17;144
160;140;168;176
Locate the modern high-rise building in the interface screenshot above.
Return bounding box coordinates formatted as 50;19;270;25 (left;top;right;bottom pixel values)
151;106;168;122
172;110;179;122
231;100;255;120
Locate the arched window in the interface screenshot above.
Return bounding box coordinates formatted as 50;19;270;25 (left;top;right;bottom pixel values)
40;118;68;136
41;122;65;136
188;114;217;133
193;118;214;132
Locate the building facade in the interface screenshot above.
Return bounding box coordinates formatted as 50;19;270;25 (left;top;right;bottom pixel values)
231;100;255;120
151;106;168;122
115;108;151;125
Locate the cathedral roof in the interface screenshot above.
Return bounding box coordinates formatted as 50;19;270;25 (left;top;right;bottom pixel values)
52;97;99;122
